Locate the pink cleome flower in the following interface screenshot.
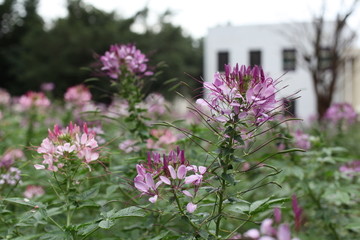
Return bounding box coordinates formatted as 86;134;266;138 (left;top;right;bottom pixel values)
23;185;45;199
324;102;357;125
146;129;178;150
19;91;50;110
134;148;206;212
35;122;100;172
339;160;360;177
0;88;11;105
100;44;153;79
0;149;24;169
144;93;167;115
64;84;92;106
196;64;278;124
293;130;311;150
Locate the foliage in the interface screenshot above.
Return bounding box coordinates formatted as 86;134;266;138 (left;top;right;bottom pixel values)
0;0;202;100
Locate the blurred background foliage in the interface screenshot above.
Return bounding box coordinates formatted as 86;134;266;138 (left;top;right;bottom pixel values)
0;0;203;100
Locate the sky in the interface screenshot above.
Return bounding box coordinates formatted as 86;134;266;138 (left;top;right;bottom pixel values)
38;0;360;40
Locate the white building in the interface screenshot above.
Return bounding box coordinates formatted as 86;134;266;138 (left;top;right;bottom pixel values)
204;23;355;121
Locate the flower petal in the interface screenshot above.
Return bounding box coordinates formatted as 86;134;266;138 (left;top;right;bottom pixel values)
149;195;158;203
168;165;176;179
177;165;187;179
186;202;197;213
160;176;171;185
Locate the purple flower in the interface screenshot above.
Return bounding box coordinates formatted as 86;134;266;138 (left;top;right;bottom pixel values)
196;64;278;125
261;219;277;236
40;82;55;92
339;160;360;177
119;139;140;153
23;185;45;199
0;88;11;105
244;229;260;239
277;224;291;240
144;93;167;115
100;44;153;79
19;91;50;110
35;122;101;171
291;195;303;232
0;167;21;185
133;148;206;212
186;202;197;213
293;130;311;150
273;207;282;223
324;102;357;125
64;84;92;106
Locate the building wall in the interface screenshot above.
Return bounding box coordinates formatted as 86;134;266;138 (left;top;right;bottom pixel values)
204;23;350;121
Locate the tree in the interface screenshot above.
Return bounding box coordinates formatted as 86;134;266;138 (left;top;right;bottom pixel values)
0;0;203;100
296;0;358;119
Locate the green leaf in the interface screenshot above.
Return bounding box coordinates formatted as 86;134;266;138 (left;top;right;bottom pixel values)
112;206;146;219
149;231;169;240
221;172;235;185
75;186;99;201
98;219;114;229
4;198;45;208
12;234;43;240
346;221;360;232
227;202;250;214
77;223;99;236
249;197;270;214
84;77;99;83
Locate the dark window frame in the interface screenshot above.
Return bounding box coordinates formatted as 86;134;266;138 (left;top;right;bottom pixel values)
249;50;261;67
217;51;229;72
282;49;297;71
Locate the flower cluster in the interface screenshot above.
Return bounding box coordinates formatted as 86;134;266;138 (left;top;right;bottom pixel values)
34;122;100;172
324;103;357;125
293;130;311;150
339;160;360;177
119;139;140;153
0;149;23;186
234;209;300;240
0;149;24;169
100;44;153;79
64;84;92;106
23;185;45;199
134;148;206;213
0;88;10;105
146;129;178;150
144;93;167;115
196;64;278;124
0;167;21;185
19;91;51;110
41;82;55;92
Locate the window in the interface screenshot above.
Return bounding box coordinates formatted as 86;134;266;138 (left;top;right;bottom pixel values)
249;50;261;67
319;47;332;70
283;98;296;117
217;51;229;72
283;49;296;71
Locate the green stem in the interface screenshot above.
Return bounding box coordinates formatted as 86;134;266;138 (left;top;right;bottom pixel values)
215;174;226;236
215;123;236;237
66;177;72;228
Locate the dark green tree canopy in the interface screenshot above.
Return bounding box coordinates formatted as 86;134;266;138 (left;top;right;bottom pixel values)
0;0;203;100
